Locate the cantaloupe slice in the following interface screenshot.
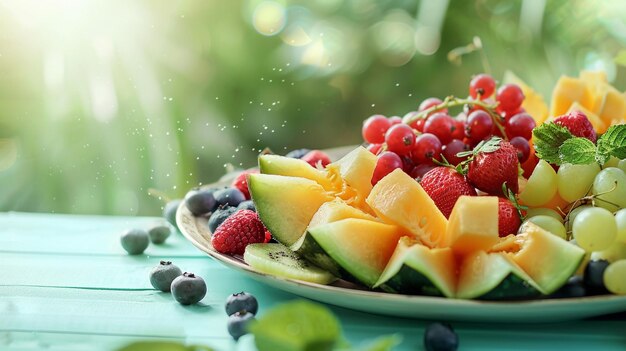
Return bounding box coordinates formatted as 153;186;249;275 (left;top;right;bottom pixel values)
308;218;404;287
366;169;448;248
444;196;500;254
550;75;593;117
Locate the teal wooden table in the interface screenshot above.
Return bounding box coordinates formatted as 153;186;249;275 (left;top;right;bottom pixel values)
2;212;626;351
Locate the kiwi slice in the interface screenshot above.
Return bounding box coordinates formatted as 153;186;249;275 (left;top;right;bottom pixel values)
243;243;336;285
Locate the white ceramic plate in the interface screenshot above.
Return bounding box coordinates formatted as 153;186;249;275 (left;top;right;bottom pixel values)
177;203;626;323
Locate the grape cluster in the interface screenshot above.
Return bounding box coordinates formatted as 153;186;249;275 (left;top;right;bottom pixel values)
361;74;536;185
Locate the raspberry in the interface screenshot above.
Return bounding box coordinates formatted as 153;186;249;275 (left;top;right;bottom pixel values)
553;111;597;143
211;210;266;255
301;150;331;168
231;169;259;200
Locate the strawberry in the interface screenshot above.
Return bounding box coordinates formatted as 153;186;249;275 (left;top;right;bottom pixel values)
498;197;521;237
211;210;265;255
264;228;272;243
466;138;519;196
301;150;331;168
420;167;477;218
553;110;597;143
231;169;259;200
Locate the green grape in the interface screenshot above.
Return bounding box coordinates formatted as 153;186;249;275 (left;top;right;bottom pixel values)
592;167;626;211
615;208;626;244
525;207;563;223
523;215;566;239
603;156;620;168
557;163;600;203
519;160;558;207
572;207;617;252
618;159;626;174
604;260;626;295
591;242;626;263
565;205;592;233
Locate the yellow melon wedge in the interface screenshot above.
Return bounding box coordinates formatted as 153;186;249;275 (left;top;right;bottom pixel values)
550;75;593;117
366;169;448;248
444;196;500;254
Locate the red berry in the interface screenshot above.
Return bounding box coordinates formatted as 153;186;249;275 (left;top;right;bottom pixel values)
388;116;403;125
362;114;391;144
367;143;383;155
385;124;416;155
424;113;455;144
442;139;470;165
414;118;426;132
509;136;531;163
420;167;477;218
498;198;521;237
465;110;494;142
264;228;272;243
505;112;536;140
451;120;465;140
371;151;403;186
231;169;259;200
553;110;597;143
496;84;524;114
467;139;519;196
211;210;265;255
301;150;331;168
410;163;436;180
412;133;442;164
418;97;447;115
469;74;496;100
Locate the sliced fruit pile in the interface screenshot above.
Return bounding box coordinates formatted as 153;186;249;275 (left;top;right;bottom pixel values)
188;71;626;299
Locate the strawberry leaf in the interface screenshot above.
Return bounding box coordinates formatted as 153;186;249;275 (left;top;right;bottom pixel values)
596;125;626;164
532;123;574;165
558;137;597;165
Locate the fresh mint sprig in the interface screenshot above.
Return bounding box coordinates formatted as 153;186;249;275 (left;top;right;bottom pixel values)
533;123;626;166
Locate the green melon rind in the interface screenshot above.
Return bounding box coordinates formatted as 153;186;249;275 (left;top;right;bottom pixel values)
456;252;543;300
243;243;336;284
290;234;342;277
374;238;455;298
248;174;332;247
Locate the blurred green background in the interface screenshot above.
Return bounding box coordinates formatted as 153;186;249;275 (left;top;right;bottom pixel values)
0;0;624;216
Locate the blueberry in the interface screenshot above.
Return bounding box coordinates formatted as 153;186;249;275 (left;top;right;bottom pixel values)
214;188;246;208
171;272;207;305
149;261;182;292
551;275;586;298
148;224;172;244
227;311;255;341
424;322;459;351
285;148;311;159
236;200;256;212
584;260;610;294
208;206;237;233
184;188;218;216
120;228;150;255
163;199;182;229
225;292;258;316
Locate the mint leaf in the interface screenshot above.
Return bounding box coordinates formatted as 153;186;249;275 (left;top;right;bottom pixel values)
596;125;626;164
533;123;574;165
251;300;341;351
558;137;597;164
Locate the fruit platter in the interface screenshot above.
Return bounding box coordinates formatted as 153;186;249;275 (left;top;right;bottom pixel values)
177;71;626;322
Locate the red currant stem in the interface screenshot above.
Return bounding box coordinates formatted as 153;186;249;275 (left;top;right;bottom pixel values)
403;96;506;140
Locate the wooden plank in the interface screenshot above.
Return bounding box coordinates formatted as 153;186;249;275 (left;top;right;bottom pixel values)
0;212;203;257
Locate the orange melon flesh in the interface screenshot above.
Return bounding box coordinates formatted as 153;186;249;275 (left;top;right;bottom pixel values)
506;222;585;294
550;75;593;117
249;174;334;247
444;196;500;254
308;218;404;287
329;146;377;199
366;169;448;248
374;237;456;297
600;87;626;126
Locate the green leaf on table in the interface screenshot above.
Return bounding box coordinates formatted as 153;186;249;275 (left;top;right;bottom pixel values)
116;341;214;351
596;125;626;164
533;123;574;165
250;300;341;351
558;137;597;165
